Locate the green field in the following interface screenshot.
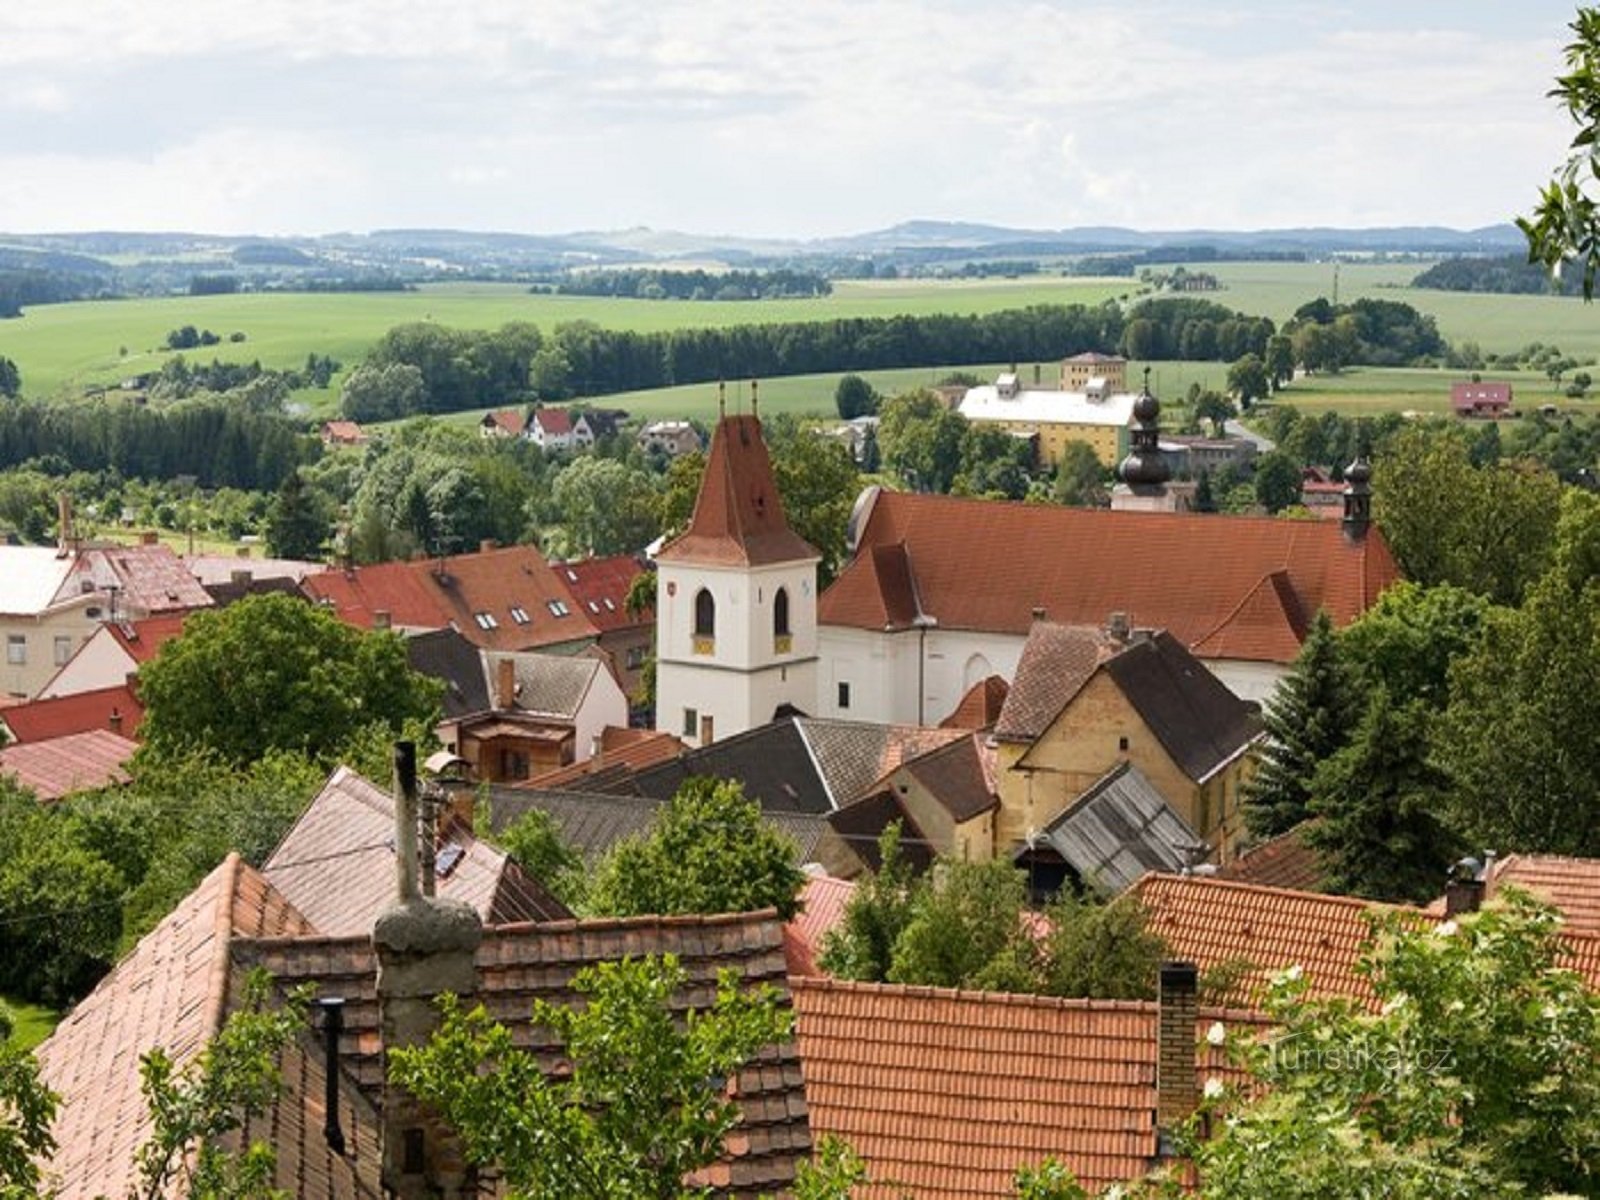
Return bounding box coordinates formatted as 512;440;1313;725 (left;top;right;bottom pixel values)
3;995;59;1051
0;277;1132;402
4;262;1596;420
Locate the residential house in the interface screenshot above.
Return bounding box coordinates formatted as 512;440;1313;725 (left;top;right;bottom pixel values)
818;481;1399;710
994;622;1261;862
319;419;368;446
792;969;1256;1198
1060;351;1128;392
0;682;143;744
552;554;652;703
302;544;605;655
1214;821;1324;891
525;726;685;790
404;629;628;782
263;766;569;935
479;408;527;439
0;728;137;800
0;538;210;699
1423;851;1600;937
526;407;577;450
1451;380;1514;418
856;731;1000;864
638;419;703;458
37;613;187;698
958;371;1137;468
576;408;627;442
37;845;811;1198
1160;433;1258;477
182;552;319;589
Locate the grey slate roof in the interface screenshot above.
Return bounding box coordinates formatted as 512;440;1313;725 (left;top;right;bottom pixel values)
1020;761;1204;894
826;789;936;873
631;718;835;814
487;785;834;865
482;651;602;720
1103;631;1262;783
406;628;490;720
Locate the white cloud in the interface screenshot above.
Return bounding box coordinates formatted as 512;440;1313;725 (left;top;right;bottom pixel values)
0;0;1583;235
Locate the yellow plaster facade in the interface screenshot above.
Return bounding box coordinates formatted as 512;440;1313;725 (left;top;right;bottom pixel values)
995;671;1255;860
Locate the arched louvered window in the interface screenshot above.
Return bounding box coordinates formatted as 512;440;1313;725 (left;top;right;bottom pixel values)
694;588;716;638
774;587;791;637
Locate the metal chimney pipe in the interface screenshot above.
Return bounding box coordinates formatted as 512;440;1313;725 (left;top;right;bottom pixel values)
318;997;347;1155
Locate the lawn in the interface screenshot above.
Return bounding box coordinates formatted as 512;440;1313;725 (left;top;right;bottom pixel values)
4;995;59;1052
1;277;1131;402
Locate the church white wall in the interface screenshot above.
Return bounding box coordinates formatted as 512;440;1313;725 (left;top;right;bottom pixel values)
1205;659;1287;707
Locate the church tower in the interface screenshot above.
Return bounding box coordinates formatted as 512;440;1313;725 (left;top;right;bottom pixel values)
654;387;820;747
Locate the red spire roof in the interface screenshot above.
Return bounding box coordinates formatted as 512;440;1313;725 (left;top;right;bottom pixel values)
656;414;819;567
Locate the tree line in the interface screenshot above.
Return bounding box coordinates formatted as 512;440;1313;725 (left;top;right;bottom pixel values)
550;266;832;300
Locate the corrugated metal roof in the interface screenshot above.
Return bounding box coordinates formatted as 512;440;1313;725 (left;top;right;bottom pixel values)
1029;762;1202;894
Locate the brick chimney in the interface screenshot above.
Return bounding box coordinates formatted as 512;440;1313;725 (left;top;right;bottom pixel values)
230;568;253;587
479;538;497;554
1155;960;1199;1156
372;609;392;631
495;657;516;710
373;741;481;1199
1443;853;1492;916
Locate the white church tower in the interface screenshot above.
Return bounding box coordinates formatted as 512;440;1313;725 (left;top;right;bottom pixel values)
654;389;820;747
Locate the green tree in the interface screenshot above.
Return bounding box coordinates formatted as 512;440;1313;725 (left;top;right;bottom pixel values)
1435;488;1600;855
586;779;805;920
389;954;792;1200
1304;689;1461;903
497;808;587;909
1251;451;1301;514
1037;891;1166;1001
1338;581;1490;710
131;970;310;1200
858;425;881;473
955;424;1033;501
1374;426;1561;606
1263;335;1295;390
0;1035;56;1199
136;593;441;768
338;361;425;422
1193;470;1217;513
1052;441;1107;508
834;374;879;420
877;390;967;493
551;457;659;556
817;824;916;983
263;469;325;561
1167;894;1600;1198
1192;390;1233;438
1521;8;1600;297
887;859;1036;992
1226;354;1270;408
766;418;860;585
0;357;19;400
1243;612;1358;840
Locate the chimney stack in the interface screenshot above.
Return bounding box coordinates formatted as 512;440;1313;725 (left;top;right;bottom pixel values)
373;609;392;631
1108;611;1131;642
373;741;482;1198
495;657;516;710
1155;960;1199;1155
108;707;123;736
140;530;159;547
479;538;497;555
1443;853;1491;916
230;568;253;588
57;494;74;558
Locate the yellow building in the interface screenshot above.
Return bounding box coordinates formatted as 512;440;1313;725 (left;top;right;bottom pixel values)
1060;352;1128;392
958;373;1134;468
991;622;1261;864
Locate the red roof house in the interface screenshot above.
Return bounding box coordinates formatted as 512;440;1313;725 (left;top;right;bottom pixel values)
0;683;143;744
1451;381;1514;418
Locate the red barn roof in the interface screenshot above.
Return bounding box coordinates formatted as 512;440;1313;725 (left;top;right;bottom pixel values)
657;414;819;567
823;491;1400;665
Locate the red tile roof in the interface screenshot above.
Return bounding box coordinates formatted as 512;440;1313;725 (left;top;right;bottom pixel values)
0;683;143;743
783;874;856;976
36;856;379;1200
939;674;1009;730
301;560;451;631
264;767;569;935
86;544;215;614
994;623;1118;741
1480;854;1600;937
554;554;649;632
657;414;819;567
106;612;190;664
485;408;528;435
1216;823;1325;892
0;729;137;800
242;910;811;1196
321;419;366;443
792;977;1256;1197
532;408;571;435
822;491;1401;664
526;727;685;788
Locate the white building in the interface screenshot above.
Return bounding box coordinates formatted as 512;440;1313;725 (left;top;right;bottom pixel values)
653;409;820;747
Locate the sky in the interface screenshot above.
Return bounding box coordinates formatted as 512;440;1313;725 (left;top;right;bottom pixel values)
0;1;1586;240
